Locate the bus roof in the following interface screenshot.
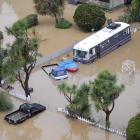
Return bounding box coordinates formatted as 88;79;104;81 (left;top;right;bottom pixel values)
73;22;130;52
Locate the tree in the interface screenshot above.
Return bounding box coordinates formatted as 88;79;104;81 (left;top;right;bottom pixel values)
89;70;124;127
58;82;77;104
131;0;140;22
33;0;65;24
58;82;91;118
73;4;106;32
4;21;40;98
67;83;91;119
126;113;140;140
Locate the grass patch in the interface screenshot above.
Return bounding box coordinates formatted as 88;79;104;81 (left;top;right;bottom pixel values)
55;19;72;29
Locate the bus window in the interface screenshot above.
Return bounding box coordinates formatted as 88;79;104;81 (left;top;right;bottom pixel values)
89;48;96;55
76;50;87;58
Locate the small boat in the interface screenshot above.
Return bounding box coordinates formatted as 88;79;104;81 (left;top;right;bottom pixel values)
42;64;68;80
58;59;78;72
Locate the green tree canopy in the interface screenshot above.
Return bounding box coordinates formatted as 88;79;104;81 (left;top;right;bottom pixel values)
58;82;91;118
33;0;65;24
131;0;140;21
4;22;40;97
67;83;91;119
126;113;140;140
89;70;124;127
73;4;106;32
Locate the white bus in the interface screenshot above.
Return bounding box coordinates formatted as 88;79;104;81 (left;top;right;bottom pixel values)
73;22;131;63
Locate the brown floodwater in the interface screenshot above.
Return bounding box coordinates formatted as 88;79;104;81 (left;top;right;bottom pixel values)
0;0;140;140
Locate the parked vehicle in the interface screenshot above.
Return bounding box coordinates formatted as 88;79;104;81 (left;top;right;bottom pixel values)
42;64;68;80
4;103;46;124
73;22;131;63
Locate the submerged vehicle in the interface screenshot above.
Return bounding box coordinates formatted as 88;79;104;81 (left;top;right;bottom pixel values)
58;59;78;72
4;103;46;125
73;22;131;63
42;64;68;80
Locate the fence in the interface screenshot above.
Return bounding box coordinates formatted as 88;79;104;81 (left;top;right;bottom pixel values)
35;41;77;67
57;108;126;137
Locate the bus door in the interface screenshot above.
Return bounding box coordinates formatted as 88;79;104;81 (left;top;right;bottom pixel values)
96;45;100;58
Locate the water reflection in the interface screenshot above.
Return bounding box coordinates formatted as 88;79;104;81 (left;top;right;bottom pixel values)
61;119;89;140
0;113;42;140
0;1;18;48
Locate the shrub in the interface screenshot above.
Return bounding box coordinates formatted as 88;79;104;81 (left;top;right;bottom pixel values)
126;113;140;140
55;19;72;29
118;14;133;23
12;14;38;30
22;14;38;28
0;91;13;111
131;10;140;22
0;31;3;40
73;4;106;32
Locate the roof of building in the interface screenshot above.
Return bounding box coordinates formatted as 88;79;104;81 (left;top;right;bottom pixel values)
73;22;130;51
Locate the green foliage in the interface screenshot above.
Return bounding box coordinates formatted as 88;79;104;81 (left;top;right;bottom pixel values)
4;22;40;97
126;113;140;140
0;31;3;40
23;14;38;28
55;19;72;29
67;83;91;119
118;0;140;23
131;0;140;11
58;82;77;104
0;91;13;111
90;70;124;123
131;10;140;22
33;0;65;24
118;14;133;23
58;82;91;119
10;14;38;36
73;4;106;32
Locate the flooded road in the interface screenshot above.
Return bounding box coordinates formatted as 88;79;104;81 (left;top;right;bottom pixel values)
0;0;18;48
0;0;140;140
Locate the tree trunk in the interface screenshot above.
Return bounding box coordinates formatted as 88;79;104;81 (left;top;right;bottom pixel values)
105;110;111;128
54;14;59;24
24;73;30;97
0;76;2;86
105;111;110;122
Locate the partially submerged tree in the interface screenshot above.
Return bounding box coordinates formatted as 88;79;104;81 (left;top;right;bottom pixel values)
58;82;77;104
58;82;91;118
89;70;124;127
67;83;91;119
4;21;40;97
33;0;65;24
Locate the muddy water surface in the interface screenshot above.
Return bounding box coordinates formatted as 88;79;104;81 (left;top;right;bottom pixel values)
0;0;140;140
